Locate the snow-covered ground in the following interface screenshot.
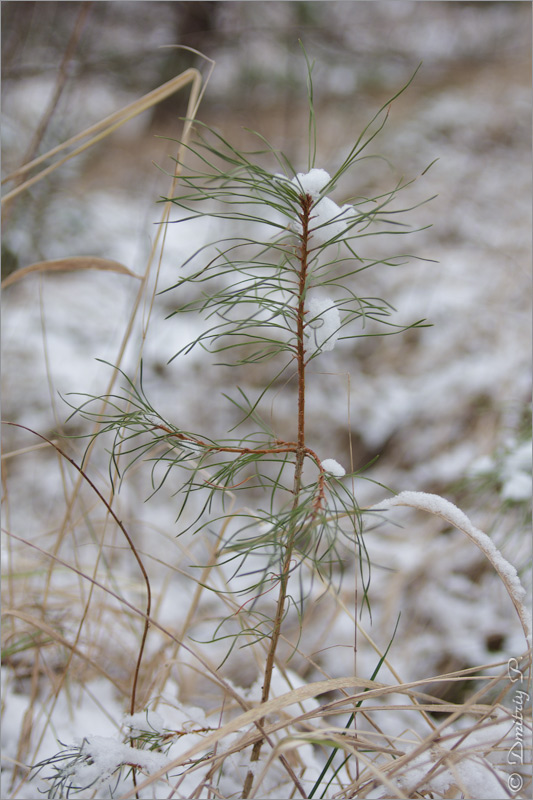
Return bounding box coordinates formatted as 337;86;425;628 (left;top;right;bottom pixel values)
2;3;531;798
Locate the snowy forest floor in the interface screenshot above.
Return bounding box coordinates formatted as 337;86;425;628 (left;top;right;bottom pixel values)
1;3;532;799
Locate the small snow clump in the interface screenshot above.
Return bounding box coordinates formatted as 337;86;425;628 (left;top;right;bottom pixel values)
291;168;331;198
467;454;495;477
321;458;346;477
502;470;531;502
71;735;169;792
307;295;341;352
310;196;357;244
275;168;357;245
468;440;531;502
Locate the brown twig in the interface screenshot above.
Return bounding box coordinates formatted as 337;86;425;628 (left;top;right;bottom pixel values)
152;423;328;514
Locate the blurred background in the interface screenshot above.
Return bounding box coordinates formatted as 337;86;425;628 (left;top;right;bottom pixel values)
2;0;530;496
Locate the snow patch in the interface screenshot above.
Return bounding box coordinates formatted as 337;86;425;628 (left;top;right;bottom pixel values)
306;294;341;352
72;735;169;791
321;458;346;477
291;168;331;198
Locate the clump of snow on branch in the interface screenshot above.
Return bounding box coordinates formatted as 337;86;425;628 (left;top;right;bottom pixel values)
275;168;357;245
290;167;331;198
306;294;341;352
321;458;346;477
309;196;357;244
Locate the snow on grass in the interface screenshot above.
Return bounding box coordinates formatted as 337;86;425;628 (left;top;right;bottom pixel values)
392;746;511;800
1;674;125;799
371;490;532;644
68;735;170;792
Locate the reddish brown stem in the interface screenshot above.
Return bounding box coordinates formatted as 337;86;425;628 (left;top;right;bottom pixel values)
153;424;328;515
242;193;314;798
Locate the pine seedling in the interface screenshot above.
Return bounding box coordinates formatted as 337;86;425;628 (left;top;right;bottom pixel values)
66;56;435;797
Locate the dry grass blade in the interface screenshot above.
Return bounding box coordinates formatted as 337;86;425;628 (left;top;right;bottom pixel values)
117;669;509;799
1;257;141;288
1;67;203;206
116;676;381;800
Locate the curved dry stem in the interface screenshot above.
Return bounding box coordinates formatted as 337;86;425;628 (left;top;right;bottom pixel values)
370;491;532;649
2;422;152;720
1;256;141;289
1;67;204;204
